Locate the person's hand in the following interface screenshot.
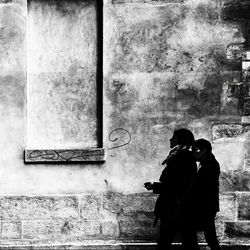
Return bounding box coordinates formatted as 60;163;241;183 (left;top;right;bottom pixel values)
144;182;153;190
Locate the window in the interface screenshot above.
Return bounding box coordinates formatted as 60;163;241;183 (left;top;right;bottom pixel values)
25;0;104;162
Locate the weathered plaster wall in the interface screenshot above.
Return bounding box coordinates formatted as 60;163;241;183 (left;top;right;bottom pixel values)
0;0;26;193
103;0;244;193
0;0;108;196
103;0;250;246
0;0;249;248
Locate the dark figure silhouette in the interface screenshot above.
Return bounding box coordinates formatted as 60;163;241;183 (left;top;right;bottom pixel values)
191;139;221;250
144;128;199;250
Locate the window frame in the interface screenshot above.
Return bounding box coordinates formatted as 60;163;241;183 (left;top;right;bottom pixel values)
24;0;104;163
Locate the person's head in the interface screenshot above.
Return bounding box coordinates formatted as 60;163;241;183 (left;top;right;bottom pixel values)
170;128;195;149
193;138;212;162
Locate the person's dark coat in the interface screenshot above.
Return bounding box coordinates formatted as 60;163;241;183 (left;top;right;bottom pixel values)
190;153;220;228
152;146;197;220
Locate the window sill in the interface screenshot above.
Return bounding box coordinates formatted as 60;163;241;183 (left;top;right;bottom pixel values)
24;148;105;163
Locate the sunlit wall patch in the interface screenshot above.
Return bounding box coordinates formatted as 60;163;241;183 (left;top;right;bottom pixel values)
242;50;250;82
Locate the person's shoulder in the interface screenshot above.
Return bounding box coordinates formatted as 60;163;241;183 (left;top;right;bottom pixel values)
179;148;193;156
213;158;220;172
177;148;194;161
207;155;220;171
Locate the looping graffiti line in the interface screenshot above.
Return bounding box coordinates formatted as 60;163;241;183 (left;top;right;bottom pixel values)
107;128;131;150
25;128;131;162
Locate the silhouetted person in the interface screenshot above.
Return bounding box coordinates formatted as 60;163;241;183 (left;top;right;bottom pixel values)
192;139;221;250
144;128;199;250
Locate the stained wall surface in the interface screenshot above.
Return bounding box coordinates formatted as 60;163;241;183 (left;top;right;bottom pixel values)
0;0;249;248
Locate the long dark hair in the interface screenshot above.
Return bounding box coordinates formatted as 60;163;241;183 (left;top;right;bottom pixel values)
174;128;195;147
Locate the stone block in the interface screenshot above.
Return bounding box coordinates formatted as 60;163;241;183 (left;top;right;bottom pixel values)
220;171;250;192
22;220;63;240
103;192;157;214
212;124;246;141
243;139;250;169
226;82;248;100
224;222;250;240
118;211;155;222
118;216;157;239
0;196;79;220
238;193;250;220
243;98;250;116
22;220;101;240
220;96;242;117
226;43;244;60
103;192;124;213
69;220;101;238
101;221;119;238
124;193;157;213
99;208;119;238
80;195;102;220
0;221;21;239
220;66;246;112
217;194;237;221
103;192;157;240
213;141;244;171
241;116;250;125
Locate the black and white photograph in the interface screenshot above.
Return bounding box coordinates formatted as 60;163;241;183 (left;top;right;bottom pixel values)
0;0;249;249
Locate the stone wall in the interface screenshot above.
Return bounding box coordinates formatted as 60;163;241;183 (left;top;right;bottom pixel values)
0;0;249;248
0;193;157;243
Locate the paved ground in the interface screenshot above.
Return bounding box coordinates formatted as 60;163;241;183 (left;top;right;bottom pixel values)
0;244;249;250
